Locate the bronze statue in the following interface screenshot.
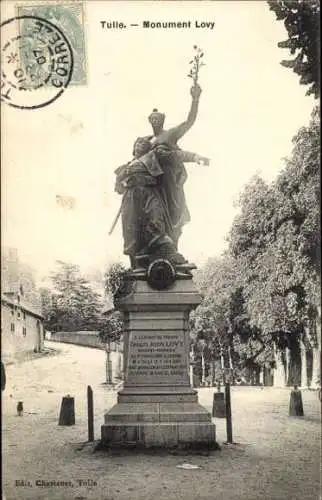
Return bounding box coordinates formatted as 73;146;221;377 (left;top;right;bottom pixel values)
114;83;208;269
147;84;205;252
113;47;209;271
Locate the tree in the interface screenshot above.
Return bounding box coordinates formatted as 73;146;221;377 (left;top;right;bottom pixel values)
275;105;321;386
48;261;103;332
229;176;293;384
98;310;123;384
192;255;267;385
191;256;233;385
101;261;126;346
100;262;127;383
268;0;320;98
39;287;55;331
104;262;127;298
228;106;320;386
229;174;309;386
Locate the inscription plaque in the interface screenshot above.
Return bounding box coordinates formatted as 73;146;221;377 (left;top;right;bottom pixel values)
126;331;189;385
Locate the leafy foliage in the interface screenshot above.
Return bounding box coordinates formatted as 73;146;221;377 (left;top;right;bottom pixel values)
192;255;268;377
98;310;123;349
193;106;320;383
39;287;55;331
104;262;127;298
188;45;205;85
267;0;320;97
99;262;127;347
43;261;104;332
229;105;320;346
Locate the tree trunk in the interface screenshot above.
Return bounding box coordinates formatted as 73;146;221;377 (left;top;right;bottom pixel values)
190;364;194;387
264;367;274;386
300;340;308;388
273;343;286;387
311;346;321;389
259;367;264;385
189;344;195;387
228;347;233;369
105;349;112;384
285;346;291;386
313;306;321;387
210;359;216;386
201;348;206;385
306;307;321;389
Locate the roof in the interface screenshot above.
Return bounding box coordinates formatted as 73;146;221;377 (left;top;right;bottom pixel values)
1;293;43;320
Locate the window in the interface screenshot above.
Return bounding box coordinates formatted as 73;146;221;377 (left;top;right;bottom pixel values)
22;327;26;337
17;295;20;304
17;311;21;319
10;323;15;333
11;307;14;316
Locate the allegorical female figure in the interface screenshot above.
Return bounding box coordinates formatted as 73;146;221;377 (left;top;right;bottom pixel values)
115;131;208;269
147;84;205;249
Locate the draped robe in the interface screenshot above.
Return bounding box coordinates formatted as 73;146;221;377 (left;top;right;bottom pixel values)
115;141;196;259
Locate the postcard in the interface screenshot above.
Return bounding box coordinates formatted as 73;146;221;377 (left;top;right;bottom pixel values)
1;1;320;500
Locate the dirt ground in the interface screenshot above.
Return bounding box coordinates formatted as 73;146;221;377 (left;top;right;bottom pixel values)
2;342;321;500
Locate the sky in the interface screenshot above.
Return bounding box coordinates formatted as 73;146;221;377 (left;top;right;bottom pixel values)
1;0;316;285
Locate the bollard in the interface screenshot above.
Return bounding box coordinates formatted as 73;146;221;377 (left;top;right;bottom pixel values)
289;386;304;416
17;401;23;416
225;382;233;443
212;391;226;418
1;361;6;392
87;385;94;442
58;394;75;425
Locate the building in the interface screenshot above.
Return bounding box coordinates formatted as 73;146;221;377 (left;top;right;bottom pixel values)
1;248;44;363
1;291;44;363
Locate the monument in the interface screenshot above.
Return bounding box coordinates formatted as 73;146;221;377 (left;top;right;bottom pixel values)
101;47;216;448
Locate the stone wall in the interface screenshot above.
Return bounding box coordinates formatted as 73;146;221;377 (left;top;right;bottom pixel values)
49;331;122;353
1;301;44;363
50;331;103;349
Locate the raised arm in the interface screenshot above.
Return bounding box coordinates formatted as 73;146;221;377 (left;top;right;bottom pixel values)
176;149;210;165
167;84;202;143
153;144;209;166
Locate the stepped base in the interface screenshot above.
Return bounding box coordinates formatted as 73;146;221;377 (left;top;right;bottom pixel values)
117;387;198;403
101;401;216;448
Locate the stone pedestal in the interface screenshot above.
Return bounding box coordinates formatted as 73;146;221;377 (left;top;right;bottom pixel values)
101;278;216;448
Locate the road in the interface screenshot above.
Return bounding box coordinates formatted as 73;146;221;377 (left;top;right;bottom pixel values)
2;342;321;500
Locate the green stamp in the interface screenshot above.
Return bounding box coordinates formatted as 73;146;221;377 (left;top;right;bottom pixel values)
17;3;86;86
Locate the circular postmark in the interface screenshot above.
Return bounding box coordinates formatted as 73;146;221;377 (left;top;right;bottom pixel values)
1;16;73;109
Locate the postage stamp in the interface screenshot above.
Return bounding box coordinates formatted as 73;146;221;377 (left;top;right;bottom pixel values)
16;2;87;85
1;15;74;109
